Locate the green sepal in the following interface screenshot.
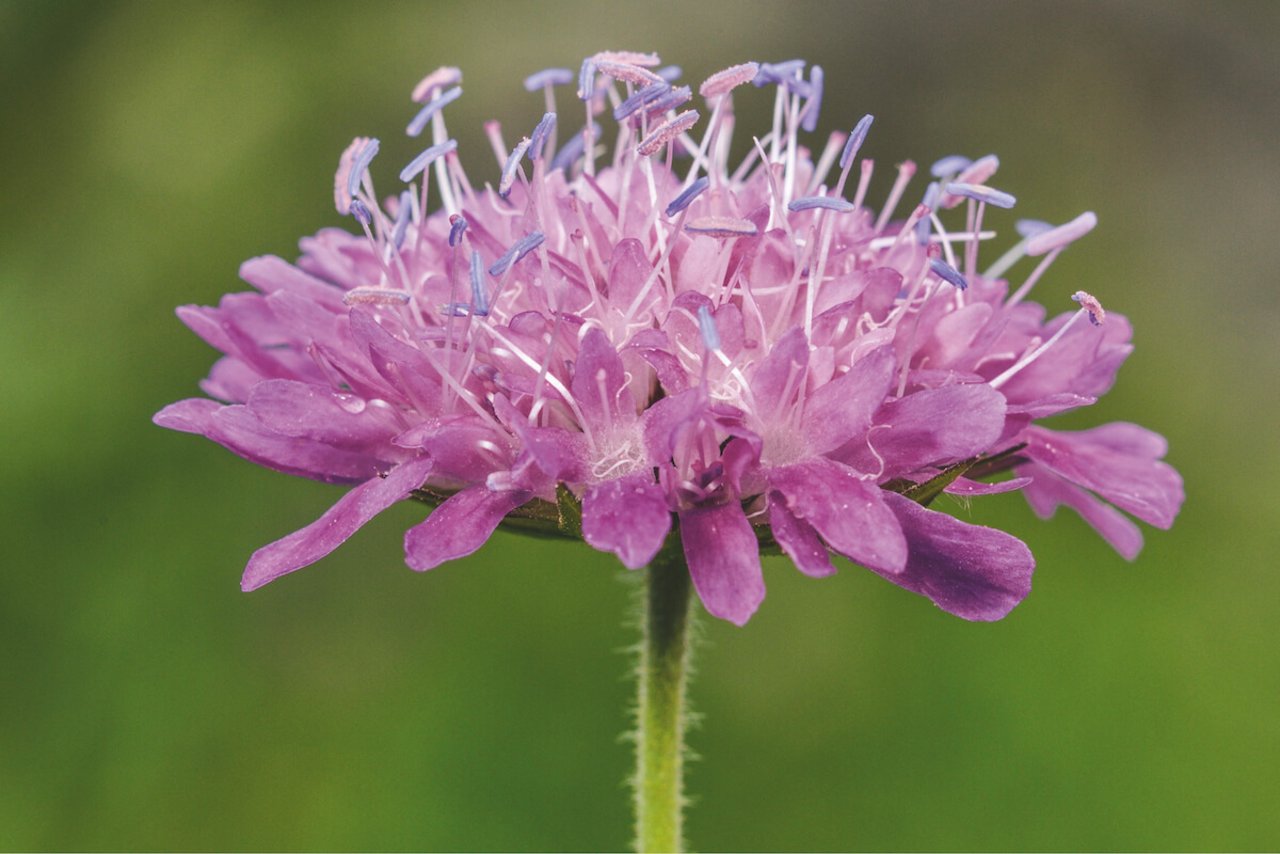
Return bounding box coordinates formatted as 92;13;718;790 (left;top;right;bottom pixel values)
556;483;584;538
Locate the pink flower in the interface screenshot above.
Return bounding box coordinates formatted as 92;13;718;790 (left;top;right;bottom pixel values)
156;53;1182;623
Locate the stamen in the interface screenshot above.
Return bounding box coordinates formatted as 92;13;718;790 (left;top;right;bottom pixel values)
930;154;971;178
334;137;370;215
800;65;823;133
929;257;968;290
1072;290;1106;325
529;112;557;159
944;182;1017;209
839;114;874;170
488;231;546;276
940;154;999;207
657;65;682;82
448;213;468;247
343;287;412;306
643;86;692;116
684;215;758;238
523;67;574;91
666;176;709;216
592;50;661;67
399;139;458;182
697;305;721;351
391;191;413;249
753;59;805;86
469;250;489;316
594;59;664;87
349;199;373;226
411;66;462;103
576;59;596;100
550;124;594;172
915;182;940;243
699;62;760;98
637;110;699;156
346;138;380;198
788;195;855;213
406;86;462;138
614;81;670;121
1026;211;1098;255
499;137;532;198
1016;219;1053;238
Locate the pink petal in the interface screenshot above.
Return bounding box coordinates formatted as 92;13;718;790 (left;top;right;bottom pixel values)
767;491;835;577
878;492;1035;621
746;327;809;423
802;346;895;454
404;486;531;571
768;458;908;574
572;327;635;431
1021;465;1144;560
582;473;672;569
679;502;765;625
241;456;434;591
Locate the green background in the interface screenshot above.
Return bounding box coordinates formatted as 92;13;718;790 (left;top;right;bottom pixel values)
3;1;1276;850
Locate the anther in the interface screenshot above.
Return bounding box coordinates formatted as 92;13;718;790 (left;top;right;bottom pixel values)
348;199;373;226
448;214;468;247
334;136;370;215
614;82;670;121
699;62;760;98
594;59;664;88
929;258;968;290
944;182;1017;209
1015;219;1053;238
1026;211;1098;256
523;67;574;91
488;231;546;277
391;191;413;249
684;215;758;238
697;305;722;352
529;112;557;159
637;110;699;156
343;287;412;306
499;138;531;198
839;114;874;170
406;86;462;138
400;139;457;183
800;65;824;132
666;176;709;216
346;138;380;198
1071;290;1105;325
411;67;462;103
930;154;971;178
469;250;489;316
788;195;855;213
752;59;805;86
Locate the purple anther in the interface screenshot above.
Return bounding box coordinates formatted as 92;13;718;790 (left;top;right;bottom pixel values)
929;258;968;290
448;214;468;247
334;136;369;215
665;176;709;217
592;50;661;67
1026;212;1098;256
1071;290;1105;326
614;82;670;121
391;191;413;248
657;65;682;82
406;86;463;138
343;287;413;307
442;302;473;318
488;231;545;277
577;59;596;101
499;138;532;198
523;67;574;92
839;114;874;170
753;59;805;86
697;304;721;351
411;66;462;103
468;250;489;315
529;112;557;159
399;138;458;183
788;195;855;213
345;138;380;198
684;215;758;238
644;85;692;116
349;198;373;226
955;154;999;186
550;126;589;172
637;109;699;156
930;154;972;178
699;62;761;98
916;181;940;243
800;64;824;133
594;59;664;87
945;182;1017;209
1015;219;1053;239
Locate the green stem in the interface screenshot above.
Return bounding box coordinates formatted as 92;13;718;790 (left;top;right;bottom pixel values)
634;547;694;854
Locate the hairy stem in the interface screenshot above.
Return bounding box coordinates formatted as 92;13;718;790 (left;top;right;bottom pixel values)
634;547;695;853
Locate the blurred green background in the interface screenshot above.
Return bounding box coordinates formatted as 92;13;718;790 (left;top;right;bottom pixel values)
2;1;1277;850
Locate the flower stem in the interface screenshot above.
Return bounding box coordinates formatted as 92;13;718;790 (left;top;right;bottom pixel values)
634;547;694;853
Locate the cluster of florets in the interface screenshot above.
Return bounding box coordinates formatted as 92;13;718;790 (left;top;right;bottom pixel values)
156;51;1182;624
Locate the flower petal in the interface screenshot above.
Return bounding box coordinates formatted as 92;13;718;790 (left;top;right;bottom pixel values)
679;502;765;625
767;491;835;577
801;346;895;455
404;486;532;571
1021;464;1144;560
572;327;635;431
241;456;434;591
583;473;672;569
876;492;1034;621
768;458;908;574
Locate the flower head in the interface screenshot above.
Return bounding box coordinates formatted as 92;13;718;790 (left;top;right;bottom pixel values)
156;53;1183;624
